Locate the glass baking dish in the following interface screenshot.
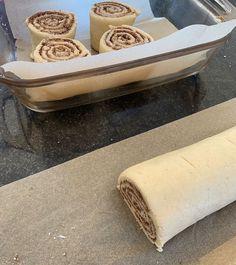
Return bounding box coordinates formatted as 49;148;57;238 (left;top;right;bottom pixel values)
0;0;235;112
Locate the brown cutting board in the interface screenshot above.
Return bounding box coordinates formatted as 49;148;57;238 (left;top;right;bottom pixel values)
0;99;236;265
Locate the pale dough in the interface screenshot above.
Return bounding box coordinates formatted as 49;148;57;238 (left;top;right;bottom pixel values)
33;38;90;63
90;2;140;52
118;127;236;251
99;25;154;53
26;11;76;56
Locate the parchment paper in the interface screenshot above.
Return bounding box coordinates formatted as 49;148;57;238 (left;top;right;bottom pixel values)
2;19;236;79
2;19;235;103
0;99;236;265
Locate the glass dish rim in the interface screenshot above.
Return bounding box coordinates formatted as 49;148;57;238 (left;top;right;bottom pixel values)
0;33;230;88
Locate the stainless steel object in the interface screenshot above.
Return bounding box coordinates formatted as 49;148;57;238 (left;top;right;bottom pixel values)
212;0;232;13
150;0;236;28
0;22;15;65
0;0;15;65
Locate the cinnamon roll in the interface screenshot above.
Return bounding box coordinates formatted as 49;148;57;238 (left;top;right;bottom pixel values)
99;25;154;53
90;1;140;51
118;127;236;251
33;38;90;63
26;11;76;54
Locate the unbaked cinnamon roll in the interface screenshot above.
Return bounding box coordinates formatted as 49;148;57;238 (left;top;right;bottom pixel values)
90;1;140;51
119;180;157;243
99;25;154;53
26;11;76;54
33;38;90;63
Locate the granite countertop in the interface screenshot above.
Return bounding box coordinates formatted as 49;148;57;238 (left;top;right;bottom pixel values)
0;4;235;186
1;99;236;265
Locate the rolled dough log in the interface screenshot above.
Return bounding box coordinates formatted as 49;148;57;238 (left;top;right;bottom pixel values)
99;25;154;53
90;1;140;52
117;127;236;251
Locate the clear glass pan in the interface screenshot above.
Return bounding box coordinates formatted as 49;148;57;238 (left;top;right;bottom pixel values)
0;0;235;112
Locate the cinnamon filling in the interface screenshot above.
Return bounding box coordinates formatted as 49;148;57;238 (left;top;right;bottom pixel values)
38;38;88;62
93;2;134;17
105;26;152;50
120;180;157;242
28;11;75;34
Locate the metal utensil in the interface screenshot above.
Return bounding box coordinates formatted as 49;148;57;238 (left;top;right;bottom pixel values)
0;0;15;64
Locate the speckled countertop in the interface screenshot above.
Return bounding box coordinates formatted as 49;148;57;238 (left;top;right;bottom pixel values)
0;3;235;186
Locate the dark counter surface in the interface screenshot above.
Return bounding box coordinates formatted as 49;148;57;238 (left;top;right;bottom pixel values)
0;2;235;186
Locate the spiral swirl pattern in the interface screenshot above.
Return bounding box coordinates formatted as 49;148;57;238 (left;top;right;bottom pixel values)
35;38;90;63
120;180;157;242
104;25;153;50
92;2;135;17
28;11;75;34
